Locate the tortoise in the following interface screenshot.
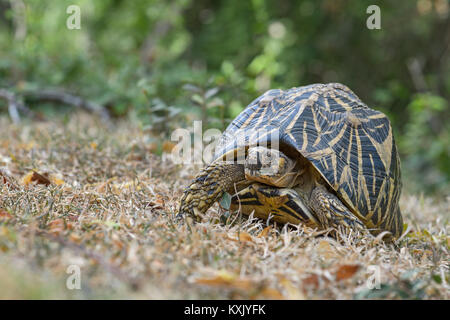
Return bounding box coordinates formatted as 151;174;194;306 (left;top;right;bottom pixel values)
178;83;403;239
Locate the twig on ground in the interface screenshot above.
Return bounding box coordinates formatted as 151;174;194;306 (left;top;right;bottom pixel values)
0;88;25;123
23;89;110;121
0;88;42;122
0;87;111;123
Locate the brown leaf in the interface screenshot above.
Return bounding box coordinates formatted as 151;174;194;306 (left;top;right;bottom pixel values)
22;171;51;186
48;219;65;235
194;271;252;291
69;233;82;244
253;287;285;300
126;152;143;161
162;141;176;153
147;143;158;153
335;264;360;281
224;232;254;243
258;226;272;238
48;218;71;235
94;177;118;193
113;239;124;250
302;274;320;289
0;169;15;189
0;171;8;185
148;195;165;209
238;231;253;243
316;239;339;259
0;209;12;220
96;181;108;193
50;175;65;186
280;277;305;299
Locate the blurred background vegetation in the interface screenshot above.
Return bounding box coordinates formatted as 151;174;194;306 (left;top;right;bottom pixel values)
0;0;448;195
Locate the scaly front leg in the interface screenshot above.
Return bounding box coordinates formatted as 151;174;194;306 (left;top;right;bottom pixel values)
177;162;245;222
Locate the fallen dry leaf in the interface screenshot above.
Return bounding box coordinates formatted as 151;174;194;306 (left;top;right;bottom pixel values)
48;219;66;236
280;277;305;299
93;177;118;193
69;233;82;244
113;239;124;250
317;239;339;259
194;271;252;291
22;171;51;186
335;264;360;281
302;274;320;289
0;169;15;188
147;142;158;153
50;175;64;186
239;231;253;243
258;226;272;238
0;170;8;184
224;231;254;243
0;209;12;220
162;141;176;153
255;287;285;300
148;195;165;209
18;142;35;151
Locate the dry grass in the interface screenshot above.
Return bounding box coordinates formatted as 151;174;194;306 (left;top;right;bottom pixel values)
0;114;448;299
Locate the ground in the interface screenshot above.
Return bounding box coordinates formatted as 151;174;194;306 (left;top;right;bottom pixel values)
0;114;448;299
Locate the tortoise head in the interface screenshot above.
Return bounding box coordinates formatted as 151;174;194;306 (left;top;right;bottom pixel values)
244;146;300;188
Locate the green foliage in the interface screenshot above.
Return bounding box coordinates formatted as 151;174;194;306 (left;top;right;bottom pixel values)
0;0;449;194
140;97;182;136
400;93;449;194
183;81;227;129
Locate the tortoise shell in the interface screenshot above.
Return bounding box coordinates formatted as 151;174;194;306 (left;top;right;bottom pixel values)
214;83;403;236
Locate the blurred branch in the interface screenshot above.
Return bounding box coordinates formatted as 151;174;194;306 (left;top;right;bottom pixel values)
140;3;181;64
436;18;450;64
407;58;428;92
140;20;172;64
0;88;34;123
435;17;450;98
9;0;26;40
22;89;111;121
0;88;110;123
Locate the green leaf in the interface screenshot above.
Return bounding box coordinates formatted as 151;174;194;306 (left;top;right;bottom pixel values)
220;192;232;210
191;94;204;105
432;274;442;284
205;87;219;99
182;84;201;93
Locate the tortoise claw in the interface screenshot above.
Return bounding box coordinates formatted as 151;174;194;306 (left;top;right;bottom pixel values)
177;201;204;223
